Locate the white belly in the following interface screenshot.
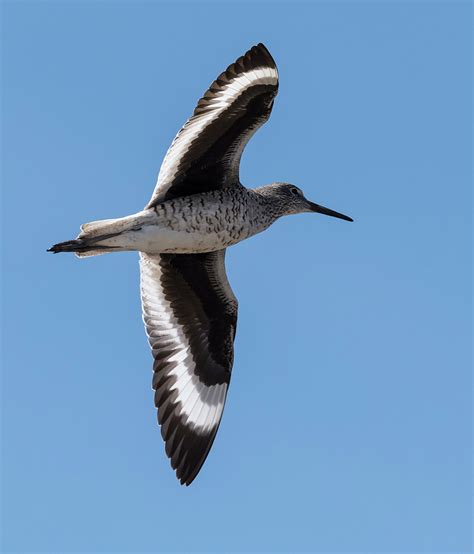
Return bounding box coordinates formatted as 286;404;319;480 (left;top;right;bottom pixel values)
99;224;236;254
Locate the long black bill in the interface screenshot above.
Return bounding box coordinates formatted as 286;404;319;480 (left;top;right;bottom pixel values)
308;202;353;222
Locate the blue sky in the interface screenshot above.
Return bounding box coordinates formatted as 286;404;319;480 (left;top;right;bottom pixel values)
2;1;471;552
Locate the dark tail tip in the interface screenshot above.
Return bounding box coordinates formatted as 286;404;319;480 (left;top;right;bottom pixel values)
47;239;84;254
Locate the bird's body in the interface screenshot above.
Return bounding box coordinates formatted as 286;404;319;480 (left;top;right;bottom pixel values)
49;44;352;485
77;185;280;255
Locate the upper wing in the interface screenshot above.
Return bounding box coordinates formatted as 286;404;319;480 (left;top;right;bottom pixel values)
146;43;279;207
140;250;238;485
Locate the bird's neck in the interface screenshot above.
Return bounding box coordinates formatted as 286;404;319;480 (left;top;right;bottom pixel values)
252;185;288;219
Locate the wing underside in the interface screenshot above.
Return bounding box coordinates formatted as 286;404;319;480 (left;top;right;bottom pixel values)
147;43;279;206
140;250;238;485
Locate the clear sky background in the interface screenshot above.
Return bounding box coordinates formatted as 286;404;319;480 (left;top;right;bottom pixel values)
2;1;471;553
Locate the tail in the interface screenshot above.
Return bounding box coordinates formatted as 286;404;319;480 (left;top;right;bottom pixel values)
47;233;122;258
48;213;147;257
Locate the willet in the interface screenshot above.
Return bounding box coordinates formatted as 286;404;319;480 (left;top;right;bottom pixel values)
49;43;353;485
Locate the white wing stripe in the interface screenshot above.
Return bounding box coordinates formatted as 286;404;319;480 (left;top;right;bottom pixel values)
193;386;212;430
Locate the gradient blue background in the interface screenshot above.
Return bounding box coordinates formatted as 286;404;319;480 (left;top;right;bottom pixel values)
2;1;471;552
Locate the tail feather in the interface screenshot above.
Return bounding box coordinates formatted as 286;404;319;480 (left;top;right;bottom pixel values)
48;232;123;257
76;247;117;258
79;218;118;238
49;212;145;257
48;239;88;254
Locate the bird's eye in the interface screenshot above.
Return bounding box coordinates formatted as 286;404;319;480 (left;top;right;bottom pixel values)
290;187;300;196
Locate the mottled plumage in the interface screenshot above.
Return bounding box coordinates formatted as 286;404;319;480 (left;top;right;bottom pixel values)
49;43;352;485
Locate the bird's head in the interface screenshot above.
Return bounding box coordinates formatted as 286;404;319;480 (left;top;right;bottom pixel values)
260;182;353;221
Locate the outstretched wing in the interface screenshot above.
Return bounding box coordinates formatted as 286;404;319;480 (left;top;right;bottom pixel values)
146;43;279;207
140;251;238;485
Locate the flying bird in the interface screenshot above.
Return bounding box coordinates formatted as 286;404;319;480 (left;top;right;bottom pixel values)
49;43;353;485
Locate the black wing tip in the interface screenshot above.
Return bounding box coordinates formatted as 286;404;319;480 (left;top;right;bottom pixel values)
251;42;270;54
179;474;195;486
255;42;271;55
158;410;222;487
225;43;278;79
171;434;215;487
246;42;277;70
176;461;205;486
157;409;213;487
